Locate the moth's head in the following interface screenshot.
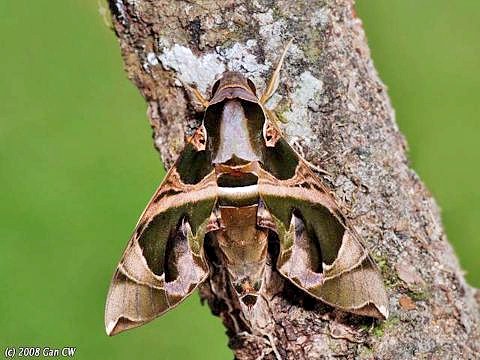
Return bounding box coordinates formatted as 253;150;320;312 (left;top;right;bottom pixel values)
208;71;258;106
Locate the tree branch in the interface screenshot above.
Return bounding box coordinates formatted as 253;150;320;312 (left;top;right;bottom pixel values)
108;0;480;358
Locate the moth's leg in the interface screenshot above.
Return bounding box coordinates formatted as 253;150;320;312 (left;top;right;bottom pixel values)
301;157;334;177
257;199;276;231
264;333;282;360
259;39;293;105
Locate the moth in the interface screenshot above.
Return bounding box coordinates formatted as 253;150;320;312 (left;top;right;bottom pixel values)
105;43;389;336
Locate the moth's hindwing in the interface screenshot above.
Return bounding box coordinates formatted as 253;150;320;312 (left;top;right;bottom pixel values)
105;142;217;336
258;136;389;319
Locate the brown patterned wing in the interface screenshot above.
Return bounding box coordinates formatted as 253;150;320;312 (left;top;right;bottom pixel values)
105;142;217;336
257;137;389;319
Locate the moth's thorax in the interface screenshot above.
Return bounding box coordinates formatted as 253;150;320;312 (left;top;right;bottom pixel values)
212;100;261;165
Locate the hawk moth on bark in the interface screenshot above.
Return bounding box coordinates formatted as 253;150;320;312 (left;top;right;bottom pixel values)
105;44;389;336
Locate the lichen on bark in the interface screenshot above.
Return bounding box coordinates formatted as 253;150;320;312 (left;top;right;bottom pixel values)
107;0;480;358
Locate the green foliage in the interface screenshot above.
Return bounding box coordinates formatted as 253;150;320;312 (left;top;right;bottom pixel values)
0;0;478;358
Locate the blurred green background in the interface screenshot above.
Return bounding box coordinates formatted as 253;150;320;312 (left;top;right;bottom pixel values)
0;0;478;359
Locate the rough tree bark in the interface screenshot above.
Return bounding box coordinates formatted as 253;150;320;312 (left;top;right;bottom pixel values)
107;0;479;358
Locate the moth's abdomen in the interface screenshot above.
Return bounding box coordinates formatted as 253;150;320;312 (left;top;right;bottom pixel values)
212;205;269;306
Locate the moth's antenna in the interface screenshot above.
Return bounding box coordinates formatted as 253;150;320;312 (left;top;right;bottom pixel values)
260;38;293;105
177;78;210;108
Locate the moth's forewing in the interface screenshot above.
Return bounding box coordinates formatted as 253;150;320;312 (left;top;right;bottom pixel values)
257;136;389;319
105;142;217;336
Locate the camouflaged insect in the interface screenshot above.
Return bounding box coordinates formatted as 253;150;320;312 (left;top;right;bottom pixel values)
105;43;388;336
